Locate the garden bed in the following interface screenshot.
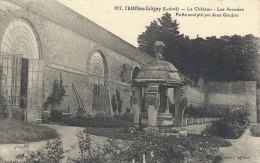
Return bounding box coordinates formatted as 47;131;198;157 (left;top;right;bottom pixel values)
0;119;59;144
82;127;231;162
83;127;231;147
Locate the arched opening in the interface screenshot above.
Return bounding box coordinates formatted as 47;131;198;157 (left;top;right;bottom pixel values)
0;18;43;121
89;51;109;113
131;66;140;81
1;19;41;59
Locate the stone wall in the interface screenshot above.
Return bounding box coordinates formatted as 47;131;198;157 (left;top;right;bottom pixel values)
0;0;153;117
184;86;205;108
182;80;257;122
183;78;205;108
257;89;260;123
206;81;257;122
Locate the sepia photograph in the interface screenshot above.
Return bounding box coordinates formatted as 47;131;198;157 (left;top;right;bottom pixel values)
0;0;259;162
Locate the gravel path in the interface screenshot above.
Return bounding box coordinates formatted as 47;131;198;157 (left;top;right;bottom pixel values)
1;123;260;163
185;123;260;163
219;127;260;163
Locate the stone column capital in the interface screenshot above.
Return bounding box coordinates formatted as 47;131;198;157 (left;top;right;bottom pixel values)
145;84;160;110
145;93;160;110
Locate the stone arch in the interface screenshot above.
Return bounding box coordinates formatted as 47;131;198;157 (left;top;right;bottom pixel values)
131;65;140;81
1;17;41;59
88;50;109;82
89;51;108;78
88;50;110;113
0;17;44;121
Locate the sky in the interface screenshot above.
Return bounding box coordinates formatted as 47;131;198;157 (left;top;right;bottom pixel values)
58;0;259;47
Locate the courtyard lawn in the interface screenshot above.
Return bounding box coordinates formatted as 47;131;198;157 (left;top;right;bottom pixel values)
0;119;59;144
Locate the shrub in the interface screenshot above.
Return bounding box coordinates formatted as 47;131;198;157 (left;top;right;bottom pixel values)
203;120;245;139
50;109;62;122
11;108;25;121
14;139;64;163
249;125;260;137
203;107;250;139
222;107;250;127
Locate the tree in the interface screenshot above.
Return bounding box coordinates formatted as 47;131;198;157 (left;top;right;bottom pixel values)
137;13;191;77
138;13;260;82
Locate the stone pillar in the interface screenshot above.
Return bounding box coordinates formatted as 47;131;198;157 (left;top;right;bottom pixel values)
131;86;142;128
174;86;187;127
145;85;160;132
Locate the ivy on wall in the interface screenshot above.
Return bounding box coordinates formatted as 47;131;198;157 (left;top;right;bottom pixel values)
0;66;8;119
111;89;124;115
118;63;132;84
116;89;123;114
44;73;66;110
111;95;117;115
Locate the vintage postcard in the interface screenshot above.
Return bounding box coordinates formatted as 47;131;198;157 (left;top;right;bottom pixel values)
0;0;259;162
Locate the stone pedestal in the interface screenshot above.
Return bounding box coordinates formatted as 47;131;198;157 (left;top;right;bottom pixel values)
157;113;174;126
174;87;187;127
131;86;142;128
144;85;160;132
148;104;158;127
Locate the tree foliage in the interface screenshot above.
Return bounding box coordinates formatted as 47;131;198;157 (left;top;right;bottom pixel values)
138;13;260;82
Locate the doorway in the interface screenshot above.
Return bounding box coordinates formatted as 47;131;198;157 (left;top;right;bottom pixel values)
0;54;44;121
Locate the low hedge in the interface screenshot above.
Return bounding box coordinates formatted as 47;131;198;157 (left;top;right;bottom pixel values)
67;116;132;128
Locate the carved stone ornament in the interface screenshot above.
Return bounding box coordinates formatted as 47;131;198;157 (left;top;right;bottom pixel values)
130;95;139;105
145;93;160;109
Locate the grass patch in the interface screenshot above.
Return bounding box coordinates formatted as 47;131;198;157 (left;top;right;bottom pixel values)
249;125;260;137
0;119;59;144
